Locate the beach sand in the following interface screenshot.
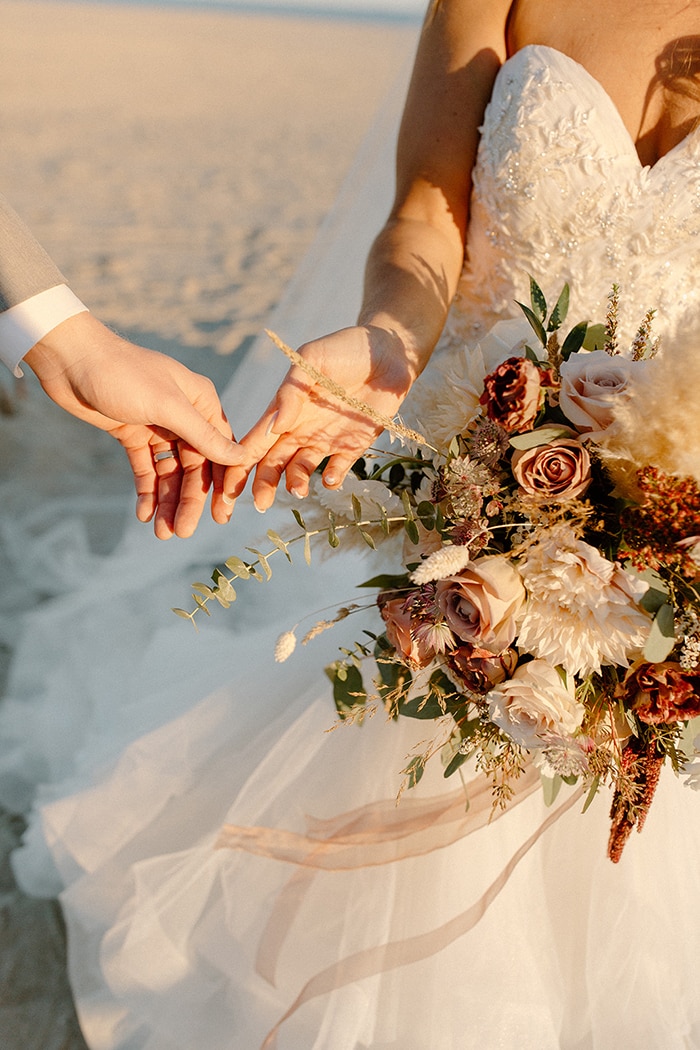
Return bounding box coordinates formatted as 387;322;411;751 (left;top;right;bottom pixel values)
0;3;417;1045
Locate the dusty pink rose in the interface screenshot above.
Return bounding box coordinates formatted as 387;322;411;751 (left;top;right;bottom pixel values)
435;555;526;654
446;644;518;693
559;349;633;439
480;356;542;433
623;661;700;723
511;430;592;501
379;594;434;669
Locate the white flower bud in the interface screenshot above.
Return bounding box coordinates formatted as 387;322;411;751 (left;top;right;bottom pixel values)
274;630;297;663
410;545;472;584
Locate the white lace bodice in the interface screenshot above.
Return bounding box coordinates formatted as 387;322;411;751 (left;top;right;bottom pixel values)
443;44;700;349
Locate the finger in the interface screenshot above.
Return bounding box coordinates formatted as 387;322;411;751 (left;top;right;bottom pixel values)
152;446;184;540
210;462;232;524
273;369;312;433
284;447;328;499
221;462;251;506
172;452;212;539
322;451;364;489
156;391;244;466
251;437;301;512
219;406;280;504
123;443;159;523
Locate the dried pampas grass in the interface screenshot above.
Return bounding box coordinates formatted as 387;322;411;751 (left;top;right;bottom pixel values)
600;326;700;497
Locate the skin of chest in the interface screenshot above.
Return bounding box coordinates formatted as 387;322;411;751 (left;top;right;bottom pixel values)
506;0;700;164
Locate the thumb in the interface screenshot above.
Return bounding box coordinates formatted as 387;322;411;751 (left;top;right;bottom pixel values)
155;398;245;465
273;369;310;434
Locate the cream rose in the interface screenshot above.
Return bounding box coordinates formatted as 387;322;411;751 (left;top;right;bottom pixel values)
488;659;585;750
559;349;633;439
435;555;526;654
511;430;592;501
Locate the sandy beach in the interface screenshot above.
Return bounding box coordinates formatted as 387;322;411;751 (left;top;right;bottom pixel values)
0;3;417;1045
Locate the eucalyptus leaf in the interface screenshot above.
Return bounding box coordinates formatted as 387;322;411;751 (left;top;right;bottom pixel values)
172;607;195;621
634;568;669;615
399;692;445;720
582;775;601;813
351;493;362;523
360;529;376;550
215;577;236;602
443;749;469;779
403;755;426;789
192;582;215;599
303;531;312;566
416;500;436;530
643;602;676;662
327;663;367;719
246;548;273;580
404;518;420;546
266;530;292;562
541;774;563;807
291;507;307;530
224;555;251;580
509;425;573;450
380;507;390;537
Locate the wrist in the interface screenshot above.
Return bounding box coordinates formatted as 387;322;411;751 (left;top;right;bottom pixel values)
24;312;114;383
357;317;434;382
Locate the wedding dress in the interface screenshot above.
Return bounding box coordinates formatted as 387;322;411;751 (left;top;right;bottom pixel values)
3;44;700;1050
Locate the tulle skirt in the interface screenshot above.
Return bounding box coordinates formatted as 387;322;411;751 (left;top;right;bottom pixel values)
3;59;700;1050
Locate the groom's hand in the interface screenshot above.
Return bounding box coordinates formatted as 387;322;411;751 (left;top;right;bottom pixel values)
24;312;242;539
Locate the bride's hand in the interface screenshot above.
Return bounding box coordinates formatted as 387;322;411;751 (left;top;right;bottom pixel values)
223;324;416;511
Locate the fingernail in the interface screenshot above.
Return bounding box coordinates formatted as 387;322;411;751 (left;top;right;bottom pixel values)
265;411;279;437
290;487;305;500
222;493;235;507
253;500;266;514
324;473;337;487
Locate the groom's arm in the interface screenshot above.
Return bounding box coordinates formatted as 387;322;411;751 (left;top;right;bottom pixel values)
0;193;88;374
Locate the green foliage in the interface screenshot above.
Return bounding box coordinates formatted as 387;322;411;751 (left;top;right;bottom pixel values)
326;662;367;719
643;602;676;662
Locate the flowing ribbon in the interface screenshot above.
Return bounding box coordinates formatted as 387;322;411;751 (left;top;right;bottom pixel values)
216;770;584;1047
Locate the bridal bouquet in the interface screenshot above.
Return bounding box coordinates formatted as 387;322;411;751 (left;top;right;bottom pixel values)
179;281;700;861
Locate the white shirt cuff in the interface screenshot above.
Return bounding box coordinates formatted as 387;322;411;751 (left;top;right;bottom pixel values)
0;284;89;376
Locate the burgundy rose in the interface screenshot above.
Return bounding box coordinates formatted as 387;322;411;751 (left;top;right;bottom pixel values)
623;661;700;724
480;356;542;433
379;594;434;669
446;644;518;693
511;430;592;501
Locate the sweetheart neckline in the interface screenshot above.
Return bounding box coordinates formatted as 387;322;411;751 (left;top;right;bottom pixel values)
500;43;700;173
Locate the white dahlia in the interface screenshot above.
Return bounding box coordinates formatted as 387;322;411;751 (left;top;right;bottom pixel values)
517;524;652;676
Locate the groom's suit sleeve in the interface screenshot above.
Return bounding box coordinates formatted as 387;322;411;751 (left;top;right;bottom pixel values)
0;193;87;374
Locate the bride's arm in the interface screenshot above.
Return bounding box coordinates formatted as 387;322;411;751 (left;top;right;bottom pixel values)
226;0;512;511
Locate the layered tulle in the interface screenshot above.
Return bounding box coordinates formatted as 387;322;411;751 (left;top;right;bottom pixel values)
3;43;700;1050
